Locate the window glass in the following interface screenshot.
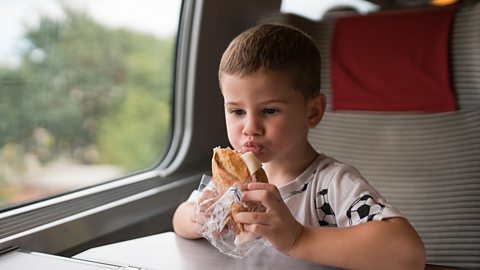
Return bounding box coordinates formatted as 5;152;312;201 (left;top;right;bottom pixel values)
281;0;377;20
0;0;181;207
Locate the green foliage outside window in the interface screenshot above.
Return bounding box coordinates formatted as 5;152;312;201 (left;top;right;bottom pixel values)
0;5;174;204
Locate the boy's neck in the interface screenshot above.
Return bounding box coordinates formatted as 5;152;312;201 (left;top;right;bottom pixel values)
264;144;319;187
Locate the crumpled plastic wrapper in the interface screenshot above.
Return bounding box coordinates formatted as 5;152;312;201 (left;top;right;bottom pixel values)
195;174;270;258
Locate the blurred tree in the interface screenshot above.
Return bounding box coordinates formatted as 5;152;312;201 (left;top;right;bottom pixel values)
0;4;174;194
97;88;170;171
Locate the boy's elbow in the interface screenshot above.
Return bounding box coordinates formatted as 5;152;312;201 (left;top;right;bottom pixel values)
385;218;426;270
414;237;426;269
405;239;426;270
396;223;426;270
386;234;425;270
172;201;202;239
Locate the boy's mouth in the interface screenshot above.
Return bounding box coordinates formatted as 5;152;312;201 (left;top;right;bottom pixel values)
239;141;262;154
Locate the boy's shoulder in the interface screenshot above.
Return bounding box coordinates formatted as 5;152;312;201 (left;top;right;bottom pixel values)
316;154;357;174
313;153;366;188
280;154;365;198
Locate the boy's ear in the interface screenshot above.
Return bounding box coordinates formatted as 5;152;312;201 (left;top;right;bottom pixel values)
307;94;326;128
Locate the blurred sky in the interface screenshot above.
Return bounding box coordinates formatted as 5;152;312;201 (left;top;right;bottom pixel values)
0;0;376;68
0;0;182;67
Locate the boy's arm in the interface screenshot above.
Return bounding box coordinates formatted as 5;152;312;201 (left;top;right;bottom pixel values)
289;217;425;270
172;201;202;239
236;182;425;270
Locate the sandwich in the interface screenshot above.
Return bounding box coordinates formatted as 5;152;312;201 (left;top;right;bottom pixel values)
211;146;268;243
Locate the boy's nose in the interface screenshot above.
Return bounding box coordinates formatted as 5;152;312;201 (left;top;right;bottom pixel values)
242;114;264;136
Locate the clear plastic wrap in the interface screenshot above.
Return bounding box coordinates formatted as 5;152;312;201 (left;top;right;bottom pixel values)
195;174;270;258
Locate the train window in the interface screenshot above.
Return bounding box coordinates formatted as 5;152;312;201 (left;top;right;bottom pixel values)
281;0;377;19
0;1;181;208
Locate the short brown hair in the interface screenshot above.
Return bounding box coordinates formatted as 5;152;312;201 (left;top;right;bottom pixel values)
219;24;321;98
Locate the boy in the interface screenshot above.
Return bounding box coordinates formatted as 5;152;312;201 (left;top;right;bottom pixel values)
172;24;425;270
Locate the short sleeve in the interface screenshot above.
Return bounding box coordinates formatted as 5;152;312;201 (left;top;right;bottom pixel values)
320;164;404;227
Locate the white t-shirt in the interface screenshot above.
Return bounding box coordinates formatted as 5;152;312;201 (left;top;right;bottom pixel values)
278;154;404;227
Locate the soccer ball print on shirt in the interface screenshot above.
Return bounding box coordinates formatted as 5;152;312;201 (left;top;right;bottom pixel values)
315;189;337;227
347;194;385;226
315;190;385;227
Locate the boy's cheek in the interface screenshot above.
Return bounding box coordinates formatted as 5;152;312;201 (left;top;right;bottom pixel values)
226;125;242;140
226;130;242;150
226;118;242;129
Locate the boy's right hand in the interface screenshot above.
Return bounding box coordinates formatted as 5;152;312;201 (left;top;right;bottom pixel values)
233;182;303;254
194;188;219;235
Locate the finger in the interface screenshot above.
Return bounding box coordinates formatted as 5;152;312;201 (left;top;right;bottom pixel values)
197;190;218;212
234;211;271;225
246;182;282;201
243;223;268;236
198;189;217;201
242;189;283;210
245;201;266;212
197;199;215;212
239;183;249;192
247;182;278;193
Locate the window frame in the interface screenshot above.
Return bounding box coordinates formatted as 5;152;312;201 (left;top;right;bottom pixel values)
0;0;282;256
0;0;195;254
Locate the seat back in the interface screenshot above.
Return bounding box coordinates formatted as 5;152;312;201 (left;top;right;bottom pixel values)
261;3;480;269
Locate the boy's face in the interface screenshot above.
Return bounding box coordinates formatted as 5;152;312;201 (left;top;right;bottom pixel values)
220;69;324;163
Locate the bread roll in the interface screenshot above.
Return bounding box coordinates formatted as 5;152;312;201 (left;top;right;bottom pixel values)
211;147;267;193
211;147;268;235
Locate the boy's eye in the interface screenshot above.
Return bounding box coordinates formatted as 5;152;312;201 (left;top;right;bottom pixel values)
263;108;279;115
230;109;245;116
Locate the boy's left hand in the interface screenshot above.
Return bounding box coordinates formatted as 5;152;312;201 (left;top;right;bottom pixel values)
234;182;303;254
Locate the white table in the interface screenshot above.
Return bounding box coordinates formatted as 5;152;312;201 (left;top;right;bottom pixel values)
74;232;340;270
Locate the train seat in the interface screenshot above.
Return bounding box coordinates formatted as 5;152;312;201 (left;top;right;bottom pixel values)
260;2;480;269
